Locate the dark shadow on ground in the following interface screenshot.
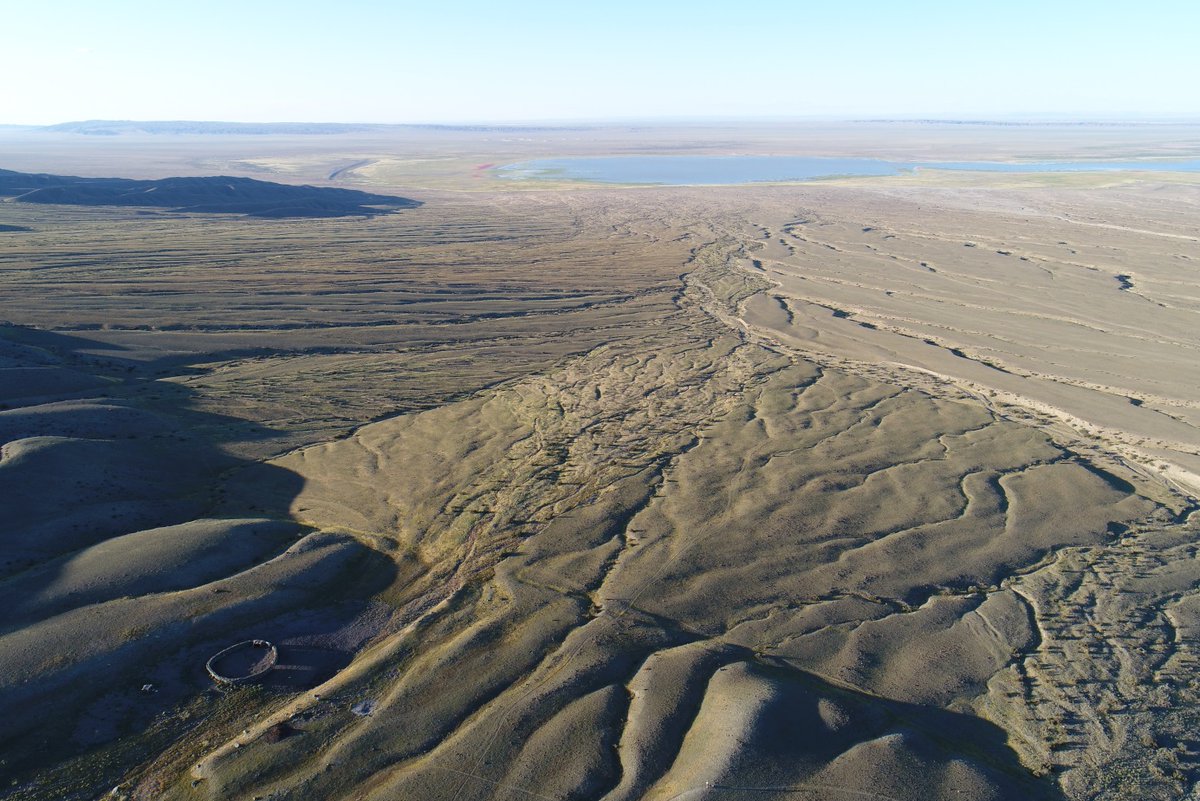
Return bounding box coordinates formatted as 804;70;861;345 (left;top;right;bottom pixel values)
262;646;355;689
743;657;1067;801
0;322;398;800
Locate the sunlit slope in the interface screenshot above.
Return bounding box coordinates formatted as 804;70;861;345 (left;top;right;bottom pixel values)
729;182;1200;497
183;243;1159;801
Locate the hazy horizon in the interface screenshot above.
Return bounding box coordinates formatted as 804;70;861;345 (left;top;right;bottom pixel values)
6;113;1200;129
5;0;1198;126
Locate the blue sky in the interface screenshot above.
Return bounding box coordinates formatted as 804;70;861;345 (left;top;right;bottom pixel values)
4;0;1198;123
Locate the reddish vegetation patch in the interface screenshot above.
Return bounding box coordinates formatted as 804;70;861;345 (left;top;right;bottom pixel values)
261;721;299;744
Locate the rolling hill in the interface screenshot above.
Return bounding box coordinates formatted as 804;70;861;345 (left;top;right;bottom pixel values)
0;168;419;217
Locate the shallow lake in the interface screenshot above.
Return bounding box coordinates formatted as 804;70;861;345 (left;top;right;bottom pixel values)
498;155;1200;185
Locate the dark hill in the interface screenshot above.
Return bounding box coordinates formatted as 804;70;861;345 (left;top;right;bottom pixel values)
0;169;419;218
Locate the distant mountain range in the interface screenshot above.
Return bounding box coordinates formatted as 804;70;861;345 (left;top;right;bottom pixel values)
0;169;420;218
853;118;1195;126
28;120;587;136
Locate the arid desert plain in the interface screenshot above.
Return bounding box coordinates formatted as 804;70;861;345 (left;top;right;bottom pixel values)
3;121;1200;801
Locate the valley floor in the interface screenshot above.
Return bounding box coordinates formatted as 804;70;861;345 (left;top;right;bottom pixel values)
2;164;1199;800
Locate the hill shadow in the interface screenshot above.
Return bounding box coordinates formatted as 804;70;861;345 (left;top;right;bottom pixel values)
745;656;1068;801
0;322;397;796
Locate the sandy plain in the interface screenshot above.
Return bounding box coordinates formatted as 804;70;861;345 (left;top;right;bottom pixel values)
1;122;1200;801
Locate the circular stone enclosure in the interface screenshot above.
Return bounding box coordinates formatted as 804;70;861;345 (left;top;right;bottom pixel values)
206;639;278;685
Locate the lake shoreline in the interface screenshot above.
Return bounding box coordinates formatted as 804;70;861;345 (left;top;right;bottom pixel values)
499;154;1200;185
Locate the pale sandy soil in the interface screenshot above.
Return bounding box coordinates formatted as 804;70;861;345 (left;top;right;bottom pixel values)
1;124;1199;801
728;182;1200;498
